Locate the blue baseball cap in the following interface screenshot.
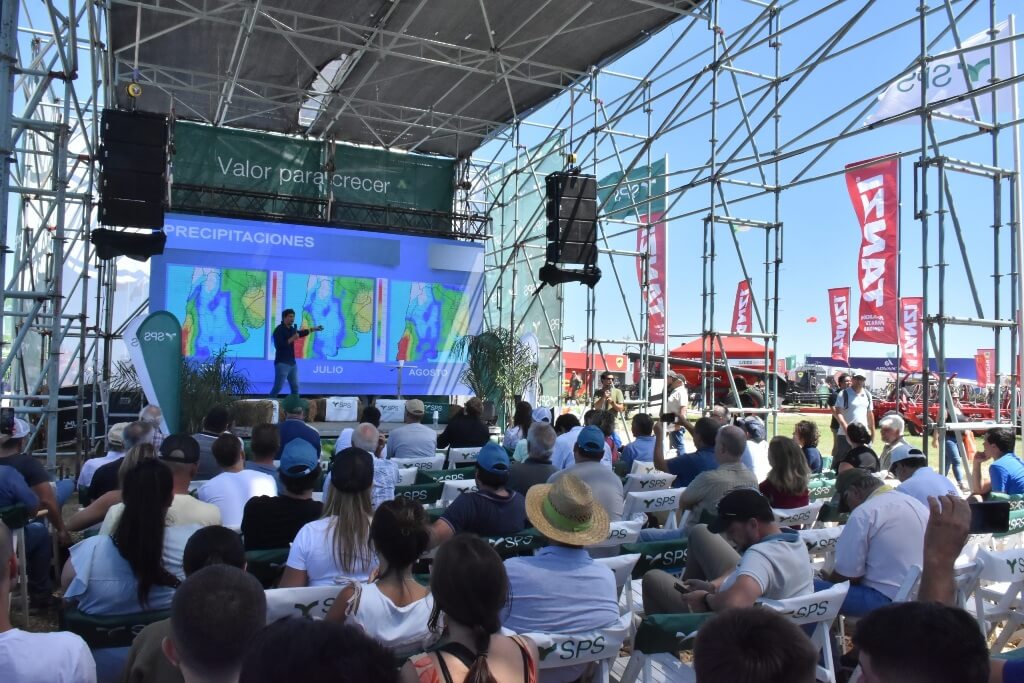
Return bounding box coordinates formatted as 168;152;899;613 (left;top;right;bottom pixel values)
476;442;510;475
279;439;319;478
576;425;605;455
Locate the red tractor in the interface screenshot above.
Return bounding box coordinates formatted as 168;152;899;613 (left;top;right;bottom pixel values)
872;373;998;436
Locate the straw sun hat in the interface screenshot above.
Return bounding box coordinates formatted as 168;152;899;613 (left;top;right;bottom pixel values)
525;474;610;546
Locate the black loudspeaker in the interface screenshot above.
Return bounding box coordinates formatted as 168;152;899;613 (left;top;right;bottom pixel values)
98;109;168;229
539;171;601;288
90;228;166;262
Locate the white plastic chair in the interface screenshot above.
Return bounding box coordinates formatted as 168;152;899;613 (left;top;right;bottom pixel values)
392;455;445;471
397;467;418;487
264;586;344;622
440;479;478;507
773;500;824;527
798;526;843;573
622;488;685;530
447;447;481;469
595;553;642;633
969;547;1024;649
758;581;851;683
623;471;678;495
520;612;633;683
630;460;659;475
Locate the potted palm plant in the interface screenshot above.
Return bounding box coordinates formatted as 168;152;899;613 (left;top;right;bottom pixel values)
452;327;538;425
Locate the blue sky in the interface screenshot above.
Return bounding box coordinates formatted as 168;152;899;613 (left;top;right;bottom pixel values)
476;2;1023;370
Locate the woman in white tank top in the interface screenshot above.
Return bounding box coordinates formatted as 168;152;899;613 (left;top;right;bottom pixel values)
326;498;434;655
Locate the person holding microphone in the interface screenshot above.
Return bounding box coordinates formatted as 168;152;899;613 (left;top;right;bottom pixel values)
270;308;323;397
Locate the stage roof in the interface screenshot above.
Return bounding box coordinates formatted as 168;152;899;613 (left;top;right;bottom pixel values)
108;0;701;157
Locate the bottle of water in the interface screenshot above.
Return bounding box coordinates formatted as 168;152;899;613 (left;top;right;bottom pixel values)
432;409;439;427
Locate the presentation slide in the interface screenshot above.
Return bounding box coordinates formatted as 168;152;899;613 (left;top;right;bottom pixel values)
151;213;485;395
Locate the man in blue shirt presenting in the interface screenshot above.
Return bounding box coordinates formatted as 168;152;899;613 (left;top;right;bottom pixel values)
971;427;1024;497
269;309;322;397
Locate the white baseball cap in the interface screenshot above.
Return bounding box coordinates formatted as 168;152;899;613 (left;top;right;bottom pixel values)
10;418;30;439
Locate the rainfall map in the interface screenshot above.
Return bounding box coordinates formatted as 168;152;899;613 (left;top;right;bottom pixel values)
283;274;375;361
389;282;469;362
168;265;267;358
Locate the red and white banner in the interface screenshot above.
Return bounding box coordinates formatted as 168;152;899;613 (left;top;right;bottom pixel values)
829;287;851;364
636;212;666;344
898;297;924;372
846;156;899;344
731;280;753;334
976;348;994;386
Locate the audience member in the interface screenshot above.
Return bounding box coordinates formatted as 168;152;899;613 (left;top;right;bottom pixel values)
245;423;283;493
278;395;321;458
972;427;1024;496
281;447;374;587
162;565;266;683
619;413;656;473
548;426;624;521
68;442;160;531
89;422;157;499
0;417;70;545
503;401;533;450
934;415;969;493
503;475;618;683
139;404;165;448
664;370;689;457
513;408;552;462
693;607;817;683
876;414;909;471
0;464;51;605
437;397;490;449
643;489;813;614
99;435;221;534
758;436;810;509
552;413;580;437
123;525;247;683
655;416;720;487
326;499;433;654
552;410;610;469
241;618;398;683
63;459;197;614
335;406;388;458
198;433;276;528
388;399;437;460
854;601;989;683
740;416;771;482
792;419;823;474
242;439;323;550
832;372;875;460
889;445;957;505
0;521;95;683
192;406;232;480
355;422;398;509
431;443;527;546
78;422;127;490
815;467;927;616
508;422;558;496
401;535;538;683
597;410;620;463
836;422;880;473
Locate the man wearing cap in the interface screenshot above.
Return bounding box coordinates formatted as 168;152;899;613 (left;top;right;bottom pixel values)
816;468;928;616
269;308;323;397
502;475;620;683
387;399;439;460
549;425;624;522
551;410;612;471
99;434;221;535
436;397;490;450
664;371;689;457
877;414;910;472
198;434;277;529
430;442;527;547
0;417;71;547
78;422;128;491
889;445;957;506
277;395;321;459
241;439;324;550
642;489;814;615
832;372;875;461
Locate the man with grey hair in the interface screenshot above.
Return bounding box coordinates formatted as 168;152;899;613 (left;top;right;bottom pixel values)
678;425;758;534
138;404;164;448
324;422;397;509
877;413;910;472
508;422;558;496
87;421;157;500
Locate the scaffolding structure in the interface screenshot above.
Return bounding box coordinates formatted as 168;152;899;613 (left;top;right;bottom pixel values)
3;0;1024;474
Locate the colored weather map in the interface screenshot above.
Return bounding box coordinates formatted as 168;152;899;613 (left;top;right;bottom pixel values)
389;282;469;362
283;274;375;361
167;265;268;358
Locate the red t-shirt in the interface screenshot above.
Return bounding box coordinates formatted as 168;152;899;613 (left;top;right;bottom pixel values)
758;480;809;510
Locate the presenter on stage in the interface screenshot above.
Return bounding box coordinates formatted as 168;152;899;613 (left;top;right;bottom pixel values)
270;308;323;397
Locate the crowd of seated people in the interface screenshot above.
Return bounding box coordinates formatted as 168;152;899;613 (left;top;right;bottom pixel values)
15;394;1024;683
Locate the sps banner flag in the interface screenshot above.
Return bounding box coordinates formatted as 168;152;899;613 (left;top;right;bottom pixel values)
976;348;994;386
732;280;753;334
124;311;183;434
829;288;852;364
846;156;899;343
636;213;667;344
899;297;924;372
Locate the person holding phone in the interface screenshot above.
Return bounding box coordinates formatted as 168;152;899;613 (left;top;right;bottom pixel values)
269;308;323;397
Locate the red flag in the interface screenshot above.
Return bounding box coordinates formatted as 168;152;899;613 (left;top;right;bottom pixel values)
731;280;753;334
806;316;818;323
846;156;899;343
976;348;994;386
829;287;851;364
898;297;924;372
636;213;666;344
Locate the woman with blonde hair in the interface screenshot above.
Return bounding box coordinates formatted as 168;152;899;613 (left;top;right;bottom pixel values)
280;447;375;587
758;436;810;509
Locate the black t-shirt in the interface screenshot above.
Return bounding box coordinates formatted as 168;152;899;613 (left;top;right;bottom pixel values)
436;414;490;449
440;488;527;537
89;458;122;499
507;461;558;497
0;452;50;488
241;495;323;550
839;445;880;473
272;324;310;365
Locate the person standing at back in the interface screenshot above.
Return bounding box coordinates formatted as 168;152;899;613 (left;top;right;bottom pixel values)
197;434;277;528
269;308;322;398
832;372;874;461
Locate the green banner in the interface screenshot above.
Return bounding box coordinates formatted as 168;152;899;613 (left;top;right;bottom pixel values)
172;122;455;216
127;312;183;433
598;158;667;220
